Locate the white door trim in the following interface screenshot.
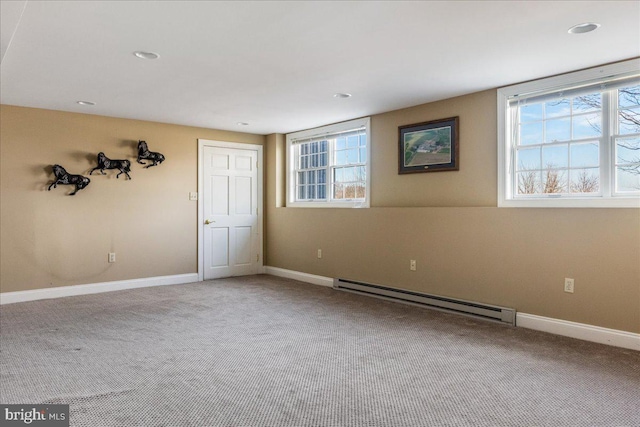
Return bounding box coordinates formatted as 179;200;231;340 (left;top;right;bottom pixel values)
198;139;264;281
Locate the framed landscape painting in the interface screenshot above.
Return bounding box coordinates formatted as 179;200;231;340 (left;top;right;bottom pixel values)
398;116;459;174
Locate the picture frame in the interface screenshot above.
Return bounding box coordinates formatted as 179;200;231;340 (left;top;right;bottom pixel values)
398;116;459;174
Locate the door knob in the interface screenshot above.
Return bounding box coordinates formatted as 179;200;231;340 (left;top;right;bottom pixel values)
205;219;215;225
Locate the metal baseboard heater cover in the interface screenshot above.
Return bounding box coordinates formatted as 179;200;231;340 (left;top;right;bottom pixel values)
333;278;516;325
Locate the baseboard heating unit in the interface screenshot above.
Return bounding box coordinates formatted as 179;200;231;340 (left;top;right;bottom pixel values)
333;278;516;325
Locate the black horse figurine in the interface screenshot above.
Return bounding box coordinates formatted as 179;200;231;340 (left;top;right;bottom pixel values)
137;140;165;168
89;152;132;179
48;164;90;195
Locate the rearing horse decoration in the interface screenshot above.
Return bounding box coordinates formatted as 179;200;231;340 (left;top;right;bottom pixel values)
48;164;90;195
137;140;165;168
89;152;132;179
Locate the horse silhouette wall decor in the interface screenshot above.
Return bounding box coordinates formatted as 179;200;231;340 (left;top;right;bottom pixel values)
137;140;165;168
48;164;91;196
89;152;132;179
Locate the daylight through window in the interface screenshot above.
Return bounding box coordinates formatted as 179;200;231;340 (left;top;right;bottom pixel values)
287;117;370;208
498;60;640;208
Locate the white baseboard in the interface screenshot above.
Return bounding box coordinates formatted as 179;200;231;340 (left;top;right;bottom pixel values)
264;266;333;287
264;267;639;351
0;273;199;305
517;313;639;351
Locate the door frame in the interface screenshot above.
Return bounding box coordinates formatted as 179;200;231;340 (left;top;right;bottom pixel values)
197;139;264;281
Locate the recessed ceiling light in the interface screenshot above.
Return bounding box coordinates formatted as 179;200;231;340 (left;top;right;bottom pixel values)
237;122;249;126
568;23;600;34
333;93;352;99
77;101;96;106
133;51;160;60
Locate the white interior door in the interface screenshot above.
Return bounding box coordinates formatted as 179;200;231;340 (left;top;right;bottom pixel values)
203;145;260;279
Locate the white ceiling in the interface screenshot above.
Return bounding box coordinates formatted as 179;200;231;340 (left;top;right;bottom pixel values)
1;1;639;135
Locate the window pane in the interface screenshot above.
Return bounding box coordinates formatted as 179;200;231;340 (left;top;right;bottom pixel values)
355;184;365;199
517;147;541;170
307;171;316;184
301;144;308;155
342;184;350;199
357;166;366;181
320;152;327;167
520;103;543;122
336;137;346;150
359;134;367;147
350;167;358;182
570;142;599;168
335;150;347;165
347;135;358;148
352;167;360;182
318;185;326;199
618;107;640;135
334;168;344;183
342;167;355;182
619;85;640;108
573;93;602;113
360;148;367;163
297;172;306;185
333;184;344;199
616;137;640;163
545;118;571;143
542;145;568;168
517;171;541;194
542;168;567;193
318;169;326;184
520;122;543;145
616;167;640;192
545;99;570;118
570;169;599;193
573;113;601;139
347;148;358;164
298;186;306;200
308;185;316;199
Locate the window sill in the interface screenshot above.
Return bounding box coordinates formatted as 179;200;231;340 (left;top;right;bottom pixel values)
287;200;370;208
498;196;640;208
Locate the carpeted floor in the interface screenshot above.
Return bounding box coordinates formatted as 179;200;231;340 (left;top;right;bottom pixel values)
1;274;639;427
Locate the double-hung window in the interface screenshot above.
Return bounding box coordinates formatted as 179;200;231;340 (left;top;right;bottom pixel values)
498;59;640;207
287;117;370;208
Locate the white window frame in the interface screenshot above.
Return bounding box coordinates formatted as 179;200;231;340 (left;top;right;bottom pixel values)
498;59;640;208
286;117;371;208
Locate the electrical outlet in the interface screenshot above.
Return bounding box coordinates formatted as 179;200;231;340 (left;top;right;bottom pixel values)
564;278;574;293
189;192;198;201
108;252;116;263
317;249;322;259
410;260;417;271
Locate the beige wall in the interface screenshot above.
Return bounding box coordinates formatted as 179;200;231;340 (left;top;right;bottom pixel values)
265;90;640;333
0;105;264;293
2;90;639;334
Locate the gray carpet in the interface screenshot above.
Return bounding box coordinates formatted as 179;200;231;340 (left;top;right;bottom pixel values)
1;275;639;427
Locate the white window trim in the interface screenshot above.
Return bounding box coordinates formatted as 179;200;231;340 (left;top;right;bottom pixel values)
497;59;640;208
286;117;371;208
